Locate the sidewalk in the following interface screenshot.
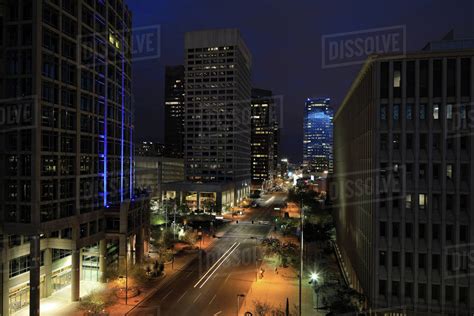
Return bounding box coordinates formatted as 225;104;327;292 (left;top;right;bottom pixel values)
71;233;217;316
238;262;316;316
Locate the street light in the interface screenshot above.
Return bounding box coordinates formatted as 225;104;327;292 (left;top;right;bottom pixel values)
236;294;245;315
310;272;319;283
309;271;321;310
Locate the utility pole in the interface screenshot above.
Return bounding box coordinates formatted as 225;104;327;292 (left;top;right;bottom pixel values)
299;199;304;316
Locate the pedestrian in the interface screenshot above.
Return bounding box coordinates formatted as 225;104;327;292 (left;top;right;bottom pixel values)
274;267;278;274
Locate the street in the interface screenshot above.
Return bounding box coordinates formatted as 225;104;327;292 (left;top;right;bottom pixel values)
129;193;286;316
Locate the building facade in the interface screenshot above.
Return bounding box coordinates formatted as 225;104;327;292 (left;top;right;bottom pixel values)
164;65;185;158
333;49;474;314
135;155;185;200
0;1;148;315
250;88;277;188
162;29;252;212
303;97;334;173
136;140;165;157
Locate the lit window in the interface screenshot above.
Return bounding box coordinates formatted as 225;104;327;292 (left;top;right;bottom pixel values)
419;194;427;210
446;104;453;119
433;104;439;120
393;70;401;88
447;164;453;179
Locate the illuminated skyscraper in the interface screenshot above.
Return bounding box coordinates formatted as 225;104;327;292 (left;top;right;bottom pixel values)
251;88;278;186
0;2;148;315
164;65;185;158
303;97;334;173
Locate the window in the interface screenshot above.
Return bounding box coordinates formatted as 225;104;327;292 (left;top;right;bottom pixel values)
418;253;426;269
432;285;440;301
432;254;440;270
419;104;426;120
405;282;413;299
446;225;453;242
461;58;471;97
433;60;442;97
446;164;453;180
380;221;387;237
460;225;468;243
405;194;412;209
379;251;386;266
392;281;400;297
433;104;439;120
420;61;429;97
418;283;426;301
445;286;454;302
393;133;400;150
419;223;426;240
446;104;453;119
406;134;413;150
459;287;468;304
405;252;413;268
432;224;440;240
406;223;413;239
419;194;427;210
392;251;400;267
393;70;401;88
379;280;386;296
380;105;387;120
406;104;413;120
393;222;400;238
393;104;400;121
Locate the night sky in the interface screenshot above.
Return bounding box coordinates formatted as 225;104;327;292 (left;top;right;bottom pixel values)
126;0;473;163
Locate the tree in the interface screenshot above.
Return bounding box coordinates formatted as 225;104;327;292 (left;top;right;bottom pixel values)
261;238;299;268
318;282;365;314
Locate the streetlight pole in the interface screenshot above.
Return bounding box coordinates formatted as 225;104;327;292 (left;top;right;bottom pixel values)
237;294;245;316
125;251;128;305
299;199;304;316
251;237;258;281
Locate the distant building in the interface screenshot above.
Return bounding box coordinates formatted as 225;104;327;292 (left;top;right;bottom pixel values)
162;28;252;211
135;141;165;157
303;97;334;173
164;66;185;158
135;156;185;201
251;88;278;188
333;41;474;314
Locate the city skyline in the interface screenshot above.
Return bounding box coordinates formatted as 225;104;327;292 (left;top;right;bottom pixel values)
0;1;473;316
127;0;473;163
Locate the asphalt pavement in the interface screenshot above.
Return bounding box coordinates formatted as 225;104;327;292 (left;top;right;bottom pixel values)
128;193;285;316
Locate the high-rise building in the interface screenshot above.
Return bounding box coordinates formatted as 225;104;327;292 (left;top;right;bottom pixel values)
136;140;165;157
333;43;474;314
251;88;277;187
303;97;334;173
162;29;251;211
0;2;148;315
164;65;185;158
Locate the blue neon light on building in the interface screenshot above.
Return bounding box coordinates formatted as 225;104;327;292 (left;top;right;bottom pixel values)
303;97;334;172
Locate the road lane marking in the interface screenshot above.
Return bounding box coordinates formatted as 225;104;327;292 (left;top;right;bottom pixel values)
224;273;231;284
193;293;201;303
177;290;189;303
162;289;173;300
199;243;241;288
208;294;217;305
184;271;193;279
193;242;239;288
214;312;222;316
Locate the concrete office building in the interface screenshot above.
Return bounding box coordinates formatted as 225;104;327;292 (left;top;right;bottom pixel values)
135;155;185;201
0;1;149;315
250;88;277;189
303;97;334;173
162;29;252;212
333;42;474;314
164;65;185;158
